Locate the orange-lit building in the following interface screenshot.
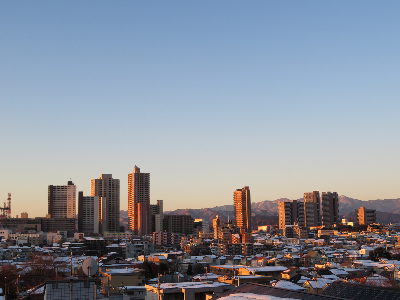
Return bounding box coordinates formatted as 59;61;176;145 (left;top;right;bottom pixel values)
128;166;150;236
233;186;251;233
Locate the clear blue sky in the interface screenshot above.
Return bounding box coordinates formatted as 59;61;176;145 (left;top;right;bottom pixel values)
1;1;400;217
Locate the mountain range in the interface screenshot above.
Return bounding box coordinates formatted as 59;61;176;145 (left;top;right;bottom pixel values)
119;196;400;228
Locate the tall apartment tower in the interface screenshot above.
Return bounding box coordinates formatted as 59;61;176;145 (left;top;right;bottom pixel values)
78;191;100;234
150;200;163;233
91;174;120;233
213;215;222;240
48;181;76;219
304;191;321;227
128;166;150;236
357;207;376;225
233;186;251;233
279;200;299;229
321;192;339;227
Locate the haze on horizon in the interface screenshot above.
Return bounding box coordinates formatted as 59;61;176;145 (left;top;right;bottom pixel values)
1;1;400;218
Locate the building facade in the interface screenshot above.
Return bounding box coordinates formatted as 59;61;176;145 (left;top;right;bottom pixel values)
91;174;120;233
321;191;339;227
128;166;150;236
278;200;300;229
304;191;321;227
163;215;194;235
233;186;251;233
48;181;76;219
357;207;377;225
77;192;100;234
150;200;163;233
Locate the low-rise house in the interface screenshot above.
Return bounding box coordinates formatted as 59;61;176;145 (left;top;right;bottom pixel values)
303;278;332;294
101;268;145;295
145;281;234;300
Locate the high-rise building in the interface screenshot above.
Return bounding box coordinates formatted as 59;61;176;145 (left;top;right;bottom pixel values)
321;192;339;227
150;200;163;233
304;191;321;227
233;186;251;233
128;166;150;236
213;215;221;240
357;207;376;225
279;200;299;229
48;181;76;219
78;191;100;234
91;174;120;233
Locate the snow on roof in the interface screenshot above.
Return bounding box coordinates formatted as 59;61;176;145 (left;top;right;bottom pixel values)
150;281;229;290
304;278;332;289
273;280;306;290
242;266;287;272
193;273;219;280
218;292;301;300
103;268;140;274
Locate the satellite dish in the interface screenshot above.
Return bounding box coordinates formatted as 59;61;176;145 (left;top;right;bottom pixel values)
82;257;98;276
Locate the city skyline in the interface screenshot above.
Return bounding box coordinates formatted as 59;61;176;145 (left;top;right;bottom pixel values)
2;2;400;217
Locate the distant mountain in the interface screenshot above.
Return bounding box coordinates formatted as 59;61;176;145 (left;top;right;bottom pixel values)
120;196;400;228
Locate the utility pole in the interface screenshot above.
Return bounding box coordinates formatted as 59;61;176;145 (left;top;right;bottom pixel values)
17;275;20;300
70;251;73;278
157;274;161;300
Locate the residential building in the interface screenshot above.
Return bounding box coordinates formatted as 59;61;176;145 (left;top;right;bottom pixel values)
321;192;339;227
304;191;321;227
91;174;120;233
233;186;251;233
128;166;150;236
163;215;194;235
101;269;145;295
48;181;76;219
44;279;97;300
150;199;163;233
283;225;308;239
213;215;221;240
279;200;299;229
153;231;183;248
77;191;99;234
357;207;377;225
145;281;234;300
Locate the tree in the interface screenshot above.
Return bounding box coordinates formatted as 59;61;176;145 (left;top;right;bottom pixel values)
369;247;391;262
0;264;19;300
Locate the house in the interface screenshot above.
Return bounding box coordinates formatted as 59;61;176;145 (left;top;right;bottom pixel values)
303;251;322;266
303;278;332;294
101;268;145;295
281;267;299;280
145;281;234;300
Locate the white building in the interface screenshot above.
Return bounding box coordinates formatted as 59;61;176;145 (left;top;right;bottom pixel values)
48;181;76;219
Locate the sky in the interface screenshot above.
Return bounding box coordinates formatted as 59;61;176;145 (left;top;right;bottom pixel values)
1;1;400;218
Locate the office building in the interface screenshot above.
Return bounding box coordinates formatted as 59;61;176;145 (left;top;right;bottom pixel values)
128;166;150;236
48;181;76;219
321;192;339;227
150;200;163;233
304;191;321;227
163;215;194;235
78;191;100;234
91;174;120;233
357;207;376;225
233;186;251;233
